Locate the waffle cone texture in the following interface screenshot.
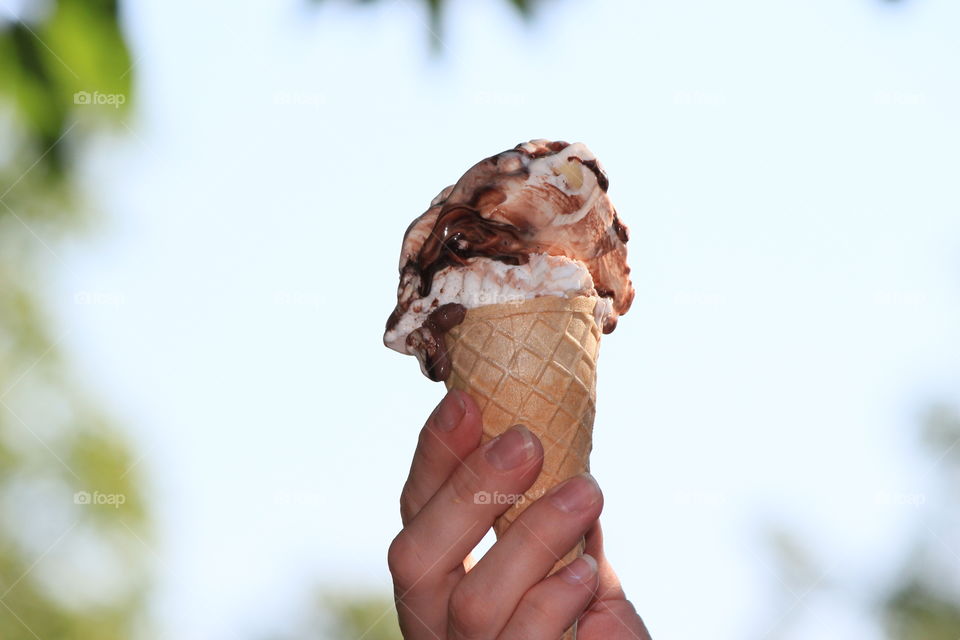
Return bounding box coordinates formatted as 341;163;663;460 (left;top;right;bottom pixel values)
443;295;601;574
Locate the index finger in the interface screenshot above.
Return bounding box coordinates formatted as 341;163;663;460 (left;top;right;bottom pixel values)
400;389;483;525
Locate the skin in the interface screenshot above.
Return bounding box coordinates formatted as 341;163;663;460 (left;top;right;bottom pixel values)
389;389;652;639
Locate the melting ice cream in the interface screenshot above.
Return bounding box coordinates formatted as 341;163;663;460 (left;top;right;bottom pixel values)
385;139;634;380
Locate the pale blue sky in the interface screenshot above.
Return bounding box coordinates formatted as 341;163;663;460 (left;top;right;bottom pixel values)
44;0;960;638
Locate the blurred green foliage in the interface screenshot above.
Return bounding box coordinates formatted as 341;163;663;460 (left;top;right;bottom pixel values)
884;578;960;640
0;2;149;639
0;0;131;177
765;406;960;640
260;592;403;640
878;406;960;640
322;593;404;640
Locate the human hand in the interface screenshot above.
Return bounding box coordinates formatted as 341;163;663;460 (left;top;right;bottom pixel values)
388;389;652;639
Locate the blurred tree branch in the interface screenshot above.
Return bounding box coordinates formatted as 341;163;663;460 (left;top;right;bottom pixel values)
309;0;544;49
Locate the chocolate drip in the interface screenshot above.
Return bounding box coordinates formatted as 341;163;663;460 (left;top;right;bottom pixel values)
415;204;530;297
386;201;534;335
409;303;467;382
594;287;618;334
612;212;629;243
385;307;401;332
578;158;609;192
602;315;618;333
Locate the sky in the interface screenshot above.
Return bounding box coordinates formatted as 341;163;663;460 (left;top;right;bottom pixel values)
38;0;960;638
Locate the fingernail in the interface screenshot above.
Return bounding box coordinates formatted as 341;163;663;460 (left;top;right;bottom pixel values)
560;553;598;585
549;473;601;513
432;390;465;432
484;425;536;470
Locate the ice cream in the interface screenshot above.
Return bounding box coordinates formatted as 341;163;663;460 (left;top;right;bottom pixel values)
384;139;634;380
384;139;633;639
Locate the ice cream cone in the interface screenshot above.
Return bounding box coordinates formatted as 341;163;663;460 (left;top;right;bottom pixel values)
386;140;634;640
443;294;601;568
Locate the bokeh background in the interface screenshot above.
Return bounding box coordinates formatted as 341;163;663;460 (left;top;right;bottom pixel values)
2;0;959;638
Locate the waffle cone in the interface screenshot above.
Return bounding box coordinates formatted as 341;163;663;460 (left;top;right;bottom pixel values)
443;295;601;578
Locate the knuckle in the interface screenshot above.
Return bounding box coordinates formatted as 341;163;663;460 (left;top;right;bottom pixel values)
523;588;557;625
416;427;448;467
387;530;424;590
512;514;541;543
447;581;490;636
386;531;409;577
398;482;416;524
447;465;484;508
416;422;433;449
507;513;551;554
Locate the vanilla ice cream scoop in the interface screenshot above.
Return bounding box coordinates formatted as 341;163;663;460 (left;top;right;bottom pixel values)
385;139;634;380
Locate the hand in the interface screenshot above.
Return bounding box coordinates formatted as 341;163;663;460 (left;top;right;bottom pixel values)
388;389;652;639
